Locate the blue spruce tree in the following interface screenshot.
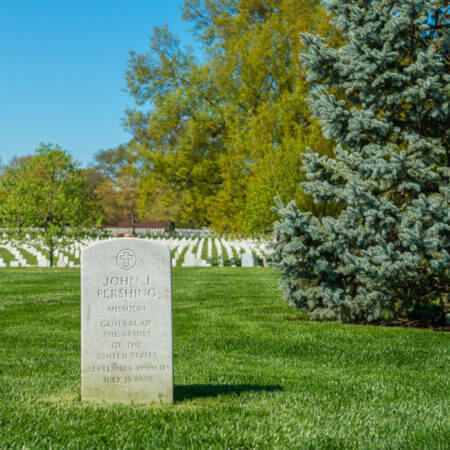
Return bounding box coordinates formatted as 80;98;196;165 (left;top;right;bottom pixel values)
272;1;449;322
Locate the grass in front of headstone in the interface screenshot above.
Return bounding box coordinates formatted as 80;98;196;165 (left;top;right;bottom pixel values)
17;248;38;266
0;268;448;448
0;247;15;265
176;244;190;267
201;238;208;261
211;239;219;266
252;250;263;267
192;238;201;255
231;246;242;266
220;241;230;266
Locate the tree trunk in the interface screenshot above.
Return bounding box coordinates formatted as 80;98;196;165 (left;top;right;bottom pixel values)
131;211;136;235
49;243;54;267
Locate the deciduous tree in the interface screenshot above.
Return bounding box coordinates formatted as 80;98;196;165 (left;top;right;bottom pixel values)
89;145;141;232
0;144;102;266
125;0;340;234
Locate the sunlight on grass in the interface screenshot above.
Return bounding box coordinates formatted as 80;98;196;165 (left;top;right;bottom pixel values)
0;268;448;448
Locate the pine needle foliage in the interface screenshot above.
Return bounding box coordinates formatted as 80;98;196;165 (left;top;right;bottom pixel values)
272;0;449;322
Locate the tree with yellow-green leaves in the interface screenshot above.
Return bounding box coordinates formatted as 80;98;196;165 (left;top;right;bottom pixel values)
125;0;341;234
88;145;141;233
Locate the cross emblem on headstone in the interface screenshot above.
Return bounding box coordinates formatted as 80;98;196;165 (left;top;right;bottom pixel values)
116;249;136;270
120;250;134;268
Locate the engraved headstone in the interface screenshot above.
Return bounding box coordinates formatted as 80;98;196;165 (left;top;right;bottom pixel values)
81;238;173;404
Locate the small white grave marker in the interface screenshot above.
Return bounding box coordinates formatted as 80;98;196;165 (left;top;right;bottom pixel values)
241;252;256;267
182;252;196;267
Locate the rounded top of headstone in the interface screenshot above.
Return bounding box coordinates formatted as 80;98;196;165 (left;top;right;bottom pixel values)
81;238;171;267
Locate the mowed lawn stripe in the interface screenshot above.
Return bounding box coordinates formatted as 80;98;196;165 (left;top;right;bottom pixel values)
0;268;448;448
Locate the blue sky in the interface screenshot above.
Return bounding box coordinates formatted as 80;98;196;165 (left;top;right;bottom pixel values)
0;0;197;166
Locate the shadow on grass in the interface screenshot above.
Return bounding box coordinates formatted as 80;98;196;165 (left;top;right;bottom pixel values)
175;384;282;402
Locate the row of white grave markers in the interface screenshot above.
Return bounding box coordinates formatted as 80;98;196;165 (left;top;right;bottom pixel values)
0;237;272;268
1;235;267;404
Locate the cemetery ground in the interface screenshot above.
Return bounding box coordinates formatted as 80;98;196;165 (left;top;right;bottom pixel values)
0;268;448;448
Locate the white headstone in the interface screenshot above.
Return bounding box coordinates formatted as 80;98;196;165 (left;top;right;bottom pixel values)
182;252;196;267
81;238;173;404
197;258;211;267
241;252;256;267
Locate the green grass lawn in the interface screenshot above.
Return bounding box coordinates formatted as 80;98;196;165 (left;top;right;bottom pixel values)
0;268;448;448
